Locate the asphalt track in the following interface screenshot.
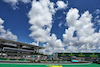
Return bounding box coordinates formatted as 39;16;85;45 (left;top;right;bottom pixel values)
0;63;100;67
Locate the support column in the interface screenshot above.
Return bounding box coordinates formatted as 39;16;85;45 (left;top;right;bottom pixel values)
0;44;3;57
36;47;39;53
34;47;36;53
38;48;39;53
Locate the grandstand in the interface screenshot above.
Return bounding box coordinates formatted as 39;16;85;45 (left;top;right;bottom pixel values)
55;53;100;63
0;38;45;63
0;38;100;64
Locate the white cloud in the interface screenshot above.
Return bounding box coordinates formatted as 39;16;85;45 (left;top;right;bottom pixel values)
30;42;38;46
67;45;78;52
28;1;100;54
0;18;5;33
63;8;100;52
58;22;63;28
56;1;68;10
94;9;100;14
94;9;100;25
39;33;64;54
21;0;31;3
0;18;4;24
3;0;31;9
65;8;80;27
3;0;18;4
28;0;55;43
63;27;77;44
26;0;99;53
28;0;64;54
54;47;65;53
47;34;64;48
95;16;99;19
0;18;17;41
94;15;100;25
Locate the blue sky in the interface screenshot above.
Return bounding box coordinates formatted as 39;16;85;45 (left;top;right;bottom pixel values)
0;0;32;43
0;0;100;54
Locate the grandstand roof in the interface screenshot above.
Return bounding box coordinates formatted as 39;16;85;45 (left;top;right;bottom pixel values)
0;38;45;49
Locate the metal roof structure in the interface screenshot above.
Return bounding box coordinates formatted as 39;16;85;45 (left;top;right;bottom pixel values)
0;38;45;49
58;53;100;57
3;47;34;52
0;38;48;57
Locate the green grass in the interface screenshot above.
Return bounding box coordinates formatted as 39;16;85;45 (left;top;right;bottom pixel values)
0;63;100;67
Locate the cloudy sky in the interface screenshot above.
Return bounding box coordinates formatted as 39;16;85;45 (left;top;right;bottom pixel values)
0;0;100;54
